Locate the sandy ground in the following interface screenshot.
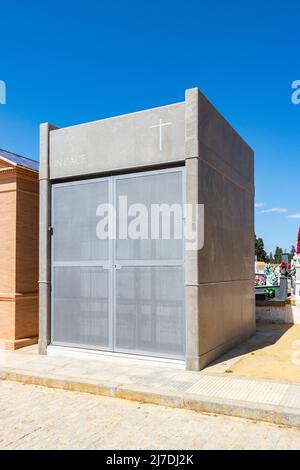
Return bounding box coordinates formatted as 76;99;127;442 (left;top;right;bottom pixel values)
227;324;300;382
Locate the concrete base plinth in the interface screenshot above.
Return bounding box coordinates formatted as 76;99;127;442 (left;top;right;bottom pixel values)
0;336;38;351
256;300;300;324
0;295;39;351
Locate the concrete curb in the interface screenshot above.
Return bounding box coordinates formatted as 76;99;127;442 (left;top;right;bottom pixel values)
1;366;300;429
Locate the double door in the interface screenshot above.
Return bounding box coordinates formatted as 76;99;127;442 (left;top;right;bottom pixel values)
51;167;185;359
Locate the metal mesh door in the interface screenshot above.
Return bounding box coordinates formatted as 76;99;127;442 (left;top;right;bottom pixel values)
51;168;185;359
114;169;185;359
51;179;112;349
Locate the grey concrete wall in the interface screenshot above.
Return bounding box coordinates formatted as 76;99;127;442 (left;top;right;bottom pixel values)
185;88;255;370
39;123;58;354
49;103;185;180
185;89;201;371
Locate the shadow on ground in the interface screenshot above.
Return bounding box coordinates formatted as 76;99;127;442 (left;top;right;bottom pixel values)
206;323;300;383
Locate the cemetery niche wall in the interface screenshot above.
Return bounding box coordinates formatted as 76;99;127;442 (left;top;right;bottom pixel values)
39;87;255;371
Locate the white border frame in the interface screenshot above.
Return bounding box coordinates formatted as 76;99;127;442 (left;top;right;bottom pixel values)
51;176;114;352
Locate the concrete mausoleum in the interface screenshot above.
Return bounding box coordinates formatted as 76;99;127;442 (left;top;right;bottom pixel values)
39;87;255;370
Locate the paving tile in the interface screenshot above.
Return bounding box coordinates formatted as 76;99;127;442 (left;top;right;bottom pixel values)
281;385;300;408
186;375;289;405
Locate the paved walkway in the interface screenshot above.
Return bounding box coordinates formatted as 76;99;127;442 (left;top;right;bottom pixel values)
1;342;300;428
1;380;300;450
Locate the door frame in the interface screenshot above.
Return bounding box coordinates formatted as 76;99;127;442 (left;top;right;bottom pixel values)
112;167;185;359
50;176;114;351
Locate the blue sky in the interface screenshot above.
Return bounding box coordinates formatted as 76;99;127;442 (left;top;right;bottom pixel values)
0;0;299;253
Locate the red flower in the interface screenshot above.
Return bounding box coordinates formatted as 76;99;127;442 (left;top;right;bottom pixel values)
297;228;300;255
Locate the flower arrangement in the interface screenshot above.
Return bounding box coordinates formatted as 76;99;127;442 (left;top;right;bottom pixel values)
255;275;265;287
263;264;280;286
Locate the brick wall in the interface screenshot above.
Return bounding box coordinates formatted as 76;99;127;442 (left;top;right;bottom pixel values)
0;161;39;349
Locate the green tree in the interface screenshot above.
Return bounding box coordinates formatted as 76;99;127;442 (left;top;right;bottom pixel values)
255;235;267;262
289;245;296;262
274;246;283;264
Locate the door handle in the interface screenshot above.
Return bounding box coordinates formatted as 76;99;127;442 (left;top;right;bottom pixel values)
103;265;122;270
